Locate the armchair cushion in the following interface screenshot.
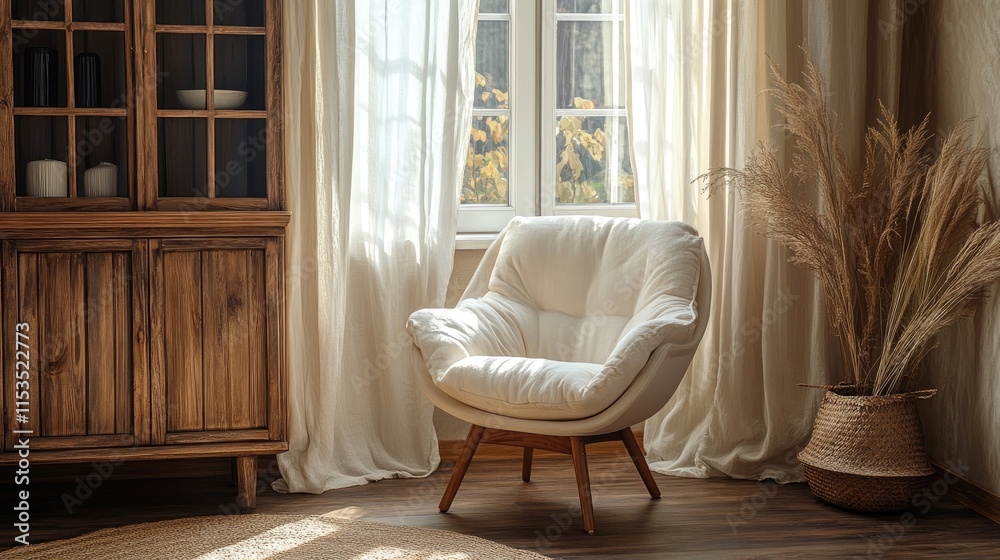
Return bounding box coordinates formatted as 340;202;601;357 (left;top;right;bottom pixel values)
408;216;705;421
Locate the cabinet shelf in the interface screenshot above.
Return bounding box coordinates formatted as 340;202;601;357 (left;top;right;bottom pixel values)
157;109;267;119
0;210;290;238
14;107;128;117
155;24;265;35
12;22;126;33
15;197;132;212
11;20;66;30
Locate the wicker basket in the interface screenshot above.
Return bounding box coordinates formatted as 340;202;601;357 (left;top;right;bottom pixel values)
797;386;936;512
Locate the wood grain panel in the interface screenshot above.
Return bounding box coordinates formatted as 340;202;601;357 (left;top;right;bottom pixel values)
225;250;250;429
265;0;284;210
9;19;67;31
29;434;134;451
148;239;166;444
85;253;116;435
14;252;40;440
8;243;137;443
266;237;284;440
200;250;226;430
0;0;15;212
164;251;204;432
0;211;289;238
161;238;266;251
165;429;269;445
1;243;15;451
136;0;155;210
154;197;269;212
65;17;77;196
159;110;267;119
0;440;288;464
15;197;132;212
38;253;87;436
202;250;240;429
131;240;150;444
248;249;267;427
112;251;133;434
123;0;137;210
13;107;127;117
15;239;133;252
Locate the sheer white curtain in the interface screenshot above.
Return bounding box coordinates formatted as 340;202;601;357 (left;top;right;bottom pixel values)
276;0;478;493
627;0;904;481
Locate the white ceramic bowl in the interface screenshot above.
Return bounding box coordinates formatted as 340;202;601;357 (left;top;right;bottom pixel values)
176;89;248;110
84;162;118;197
26;159;68;197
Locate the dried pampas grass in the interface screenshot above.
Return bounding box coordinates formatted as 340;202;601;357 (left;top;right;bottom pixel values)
703;53;1000;396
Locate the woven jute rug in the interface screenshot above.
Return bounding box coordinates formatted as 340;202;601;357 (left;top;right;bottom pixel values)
0;514;549;559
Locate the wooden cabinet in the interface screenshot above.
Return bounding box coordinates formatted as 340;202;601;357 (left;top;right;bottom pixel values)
0;0;286;509
2;239;148;450
150;238;284;445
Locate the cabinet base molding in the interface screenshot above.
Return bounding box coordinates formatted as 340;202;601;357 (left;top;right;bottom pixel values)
0;442;287;465
0;211;290;239
0;444;287;510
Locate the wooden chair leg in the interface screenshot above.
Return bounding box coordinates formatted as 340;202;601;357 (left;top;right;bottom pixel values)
522;447;533;482
439;424;486;513
569;437;596;534
620;427;660;499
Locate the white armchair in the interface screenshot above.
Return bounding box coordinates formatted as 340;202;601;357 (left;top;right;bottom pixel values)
408;216;711;534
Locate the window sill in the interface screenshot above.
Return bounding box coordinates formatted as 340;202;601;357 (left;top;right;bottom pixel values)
455;233;498;250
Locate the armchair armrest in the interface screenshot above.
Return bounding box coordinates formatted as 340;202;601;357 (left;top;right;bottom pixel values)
407;293;530;379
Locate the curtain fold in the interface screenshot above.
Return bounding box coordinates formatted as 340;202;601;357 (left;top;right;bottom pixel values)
627;0;906;481
276;0;478;493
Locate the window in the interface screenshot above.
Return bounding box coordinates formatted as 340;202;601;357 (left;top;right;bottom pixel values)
460;0;636;236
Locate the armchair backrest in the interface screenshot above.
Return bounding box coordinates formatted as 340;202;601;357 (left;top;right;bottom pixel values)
488;217;704;320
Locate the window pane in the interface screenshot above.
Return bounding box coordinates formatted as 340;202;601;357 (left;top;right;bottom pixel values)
463;116;509;205
555;116;634;204
556;0;623;14
479;0;509;14
475;21;509;108
556;21;626;109
466;11;510;207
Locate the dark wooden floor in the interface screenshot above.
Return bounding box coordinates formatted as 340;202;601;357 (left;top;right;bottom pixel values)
1;442;999;558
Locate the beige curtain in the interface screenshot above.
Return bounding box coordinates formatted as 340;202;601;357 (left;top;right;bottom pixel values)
627;0;908;481
276;0;478;493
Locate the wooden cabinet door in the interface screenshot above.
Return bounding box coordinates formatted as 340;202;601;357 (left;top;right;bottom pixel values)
1;240;150;451
149;238;284;444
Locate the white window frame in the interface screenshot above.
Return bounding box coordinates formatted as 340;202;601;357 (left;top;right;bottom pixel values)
459;2;537;234
458;0;635;239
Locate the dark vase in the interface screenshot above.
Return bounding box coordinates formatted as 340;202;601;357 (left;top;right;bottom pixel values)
23;47;59;107
75;53;102;108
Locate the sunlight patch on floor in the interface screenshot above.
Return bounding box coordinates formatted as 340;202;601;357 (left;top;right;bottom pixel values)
351;548;472;560
323;506;367;519
191;518;340;559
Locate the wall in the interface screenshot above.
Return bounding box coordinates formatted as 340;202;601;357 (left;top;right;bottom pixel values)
432;249;485;441
922;0;1000;496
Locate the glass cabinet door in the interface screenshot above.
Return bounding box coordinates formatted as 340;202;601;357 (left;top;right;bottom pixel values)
152;0;276;209
4;0;133;211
